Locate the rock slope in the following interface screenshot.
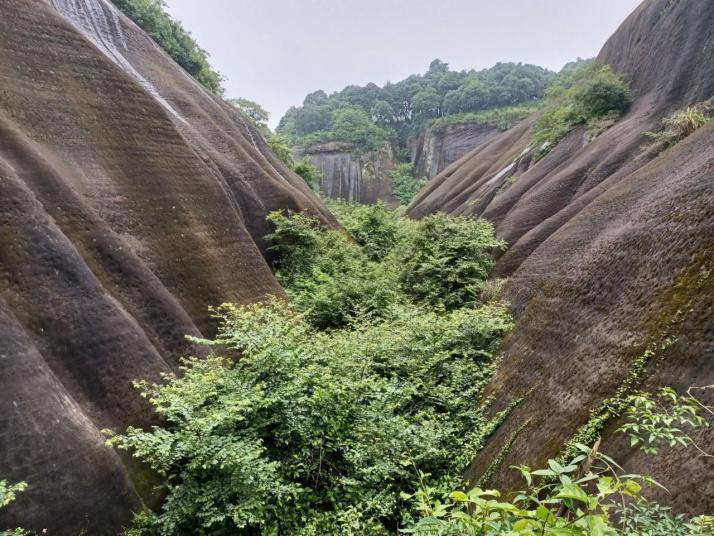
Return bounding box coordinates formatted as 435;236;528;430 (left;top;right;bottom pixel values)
0;0;333;534
409;0;713;513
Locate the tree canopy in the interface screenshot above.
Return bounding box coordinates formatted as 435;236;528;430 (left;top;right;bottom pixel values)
277;60;554;151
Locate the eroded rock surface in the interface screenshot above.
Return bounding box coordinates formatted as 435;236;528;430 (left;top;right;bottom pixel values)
409;122;503;180
298;142;397;204
409;0;714;512
0;0;333;533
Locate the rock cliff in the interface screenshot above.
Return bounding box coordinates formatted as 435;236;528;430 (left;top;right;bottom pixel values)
0;0;333;534
298;142;397;204
409;122;503;180
409;0;713;513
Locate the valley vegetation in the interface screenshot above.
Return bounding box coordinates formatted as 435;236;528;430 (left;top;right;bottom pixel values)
86;204;713;535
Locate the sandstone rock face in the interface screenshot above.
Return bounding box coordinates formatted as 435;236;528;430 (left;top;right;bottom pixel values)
409;0;714;512
409;122;503;180
298;142;397;204
0;0;333;534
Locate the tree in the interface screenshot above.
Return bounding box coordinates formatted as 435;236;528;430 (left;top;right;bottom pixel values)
371;100;396;126
228;98;270;129
332;107;388;151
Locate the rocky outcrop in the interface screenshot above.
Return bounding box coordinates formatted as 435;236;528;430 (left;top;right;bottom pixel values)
298;142;397;204
409;0;714;513
0;0;333;534
409;122;503;180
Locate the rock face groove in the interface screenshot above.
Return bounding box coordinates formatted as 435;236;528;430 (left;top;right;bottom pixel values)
409;0;713;512
298;142;397;204
0;0;333;534
409;122;503;180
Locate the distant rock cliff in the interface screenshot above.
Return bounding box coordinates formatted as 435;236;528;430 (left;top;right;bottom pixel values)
409;122;503;180
298;142;397;204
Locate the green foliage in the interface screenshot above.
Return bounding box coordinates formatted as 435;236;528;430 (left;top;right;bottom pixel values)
0;480;26;509
555;339;667;466
266;206;503;329
228;97;270;129
531;62;631;160
397;213;505;310
110;0;224;94
266;210;400;329
644;103;711;152
108;299;512;535
389;164;427;206
327;201;403;261
428;102;541;131
266;132;295;168
0;480;29;536
617;498;713;536
404;444;657;535
618;387;710;455
293;157;321;190
331;107;390;152
277;60;554;152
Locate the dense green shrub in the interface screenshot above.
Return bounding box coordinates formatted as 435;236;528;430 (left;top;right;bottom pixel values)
618;498;710;536
398;214;505;310
266;210;400;329
327;201;404;260
531;62;631;160
389;164;427;206
266;206;504;328
111;0;224;94
293;158;322;190
107;299;512;535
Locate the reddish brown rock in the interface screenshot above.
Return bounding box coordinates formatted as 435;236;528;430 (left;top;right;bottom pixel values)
409;0;714;512
0;0;333;533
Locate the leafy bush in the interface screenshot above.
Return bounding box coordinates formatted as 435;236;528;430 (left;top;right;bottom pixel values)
644;104;711;151
618;387;709;455
618;498;711;536
110;0;224;94
404;444;662;535
266;210;400;329
389;164;427;206
266;132;295;168
107;299;512;535
428;102;541;131
403;381;714;535
0;480;29;536
327;201;404;261
398;214;505;310
266;206;504;328
531;62;631;160
293;158;322;190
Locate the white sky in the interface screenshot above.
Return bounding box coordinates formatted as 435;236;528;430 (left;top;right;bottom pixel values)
165;0;642;129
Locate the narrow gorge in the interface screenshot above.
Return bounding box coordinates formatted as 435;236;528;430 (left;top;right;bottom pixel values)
0;0;712;534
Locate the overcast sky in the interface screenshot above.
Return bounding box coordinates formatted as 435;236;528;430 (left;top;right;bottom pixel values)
165;0;642;129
